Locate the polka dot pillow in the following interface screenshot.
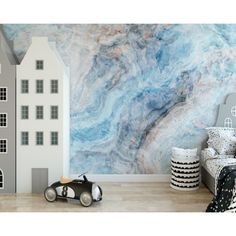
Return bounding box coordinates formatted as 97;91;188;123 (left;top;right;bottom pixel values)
206;127;236;155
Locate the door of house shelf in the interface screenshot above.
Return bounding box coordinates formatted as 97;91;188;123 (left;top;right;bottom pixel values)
32;168;48;194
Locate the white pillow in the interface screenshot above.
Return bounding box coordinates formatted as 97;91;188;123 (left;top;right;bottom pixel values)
172;147;198;161
206;127;236;140
201;148;234;164
208;133;236;155
206;127;236;155
172;147;197;156
204;147;217;158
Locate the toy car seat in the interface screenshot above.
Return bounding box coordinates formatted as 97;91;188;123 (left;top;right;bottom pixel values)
60;176;72;184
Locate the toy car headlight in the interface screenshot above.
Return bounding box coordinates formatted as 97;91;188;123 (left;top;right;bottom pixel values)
92;184;102;201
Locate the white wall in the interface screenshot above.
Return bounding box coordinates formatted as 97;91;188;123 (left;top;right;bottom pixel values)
16;37;69;193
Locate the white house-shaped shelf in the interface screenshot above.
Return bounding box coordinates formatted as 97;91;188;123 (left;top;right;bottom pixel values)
16;37;70;193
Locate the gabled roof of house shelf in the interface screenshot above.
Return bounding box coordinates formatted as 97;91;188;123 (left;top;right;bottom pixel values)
19;36;69;77
0;26;18;65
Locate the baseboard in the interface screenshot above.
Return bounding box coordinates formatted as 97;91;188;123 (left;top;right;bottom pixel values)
70;174;170;182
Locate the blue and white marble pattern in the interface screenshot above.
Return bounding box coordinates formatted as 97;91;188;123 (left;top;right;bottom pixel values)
3;24;236;174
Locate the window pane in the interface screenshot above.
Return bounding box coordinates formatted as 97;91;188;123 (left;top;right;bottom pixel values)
36;80;43;93
36;60;44;70
0;139;7;153
224;118;232;128
21;80;29;93
36;132;43;145
51;106;58;119
21;132;29;145
0;87;7;101
0;113;7;127
51;132;58;145
36;106;43;119
21;106;29;119
51;80;58;93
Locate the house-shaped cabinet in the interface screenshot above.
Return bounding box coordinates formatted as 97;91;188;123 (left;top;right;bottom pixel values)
16;37;70;193
215;93;236;128
0;30;17;193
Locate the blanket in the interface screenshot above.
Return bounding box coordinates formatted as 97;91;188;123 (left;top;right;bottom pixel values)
206;165;236;212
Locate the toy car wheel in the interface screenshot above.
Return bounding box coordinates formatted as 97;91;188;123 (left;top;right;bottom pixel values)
80;192;93;207
44;187;57;202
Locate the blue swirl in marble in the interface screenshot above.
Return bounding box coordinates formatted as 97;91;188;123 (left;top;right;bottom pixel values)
3;24;236;174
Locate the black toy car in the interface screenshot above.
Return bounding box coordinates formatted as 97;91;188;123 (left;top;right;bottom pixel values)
44;173;102;207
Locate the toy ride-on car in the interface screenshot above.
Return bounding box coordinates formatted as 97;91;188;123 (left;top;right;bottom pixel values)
44;173;102;207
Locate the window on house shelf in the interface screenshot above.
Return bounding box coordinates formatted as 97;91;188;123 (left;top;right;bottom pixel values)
21;80;29;93
0;87;7;101
0;139;7;153
0;169;3;189
36;80;43;93
36;106;44;119
51;106;58;119
36;131;43;145
0;113;7;127
21;132;29;145
51;132;58;145
21;106;29;119
51;80;58;93
36;60;44;70
224;117;232;128
231;106;236;117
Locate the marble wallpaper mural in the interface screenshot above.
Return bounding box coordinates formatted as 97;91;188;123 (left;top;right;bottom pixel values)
3;24;236;174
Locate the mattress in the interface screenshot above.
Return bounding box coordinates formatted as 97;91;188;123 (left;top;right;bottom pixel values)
201;148;236;177
202;157;236;177
201;148;236;194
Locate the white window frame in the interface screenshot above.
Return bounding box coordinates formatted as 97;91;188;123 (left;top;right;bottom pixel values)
21;80;29;94
21;131;29;145
0;168;4;190
36;106;44;119
51;131;58;145
0;139;8;154
36;80;44;94
50;106;58;119
36;131;44;145
0;64;1;74
231;106;236;117
0;87;8;102
0;113;8;128
21;106;29;120
36;60;44;70
224;117;233;128
51;80;58;94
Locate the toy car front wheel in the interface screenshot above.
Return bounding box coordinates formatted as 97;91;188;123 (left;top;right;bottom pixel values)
44;187;57;202
80;192;93;207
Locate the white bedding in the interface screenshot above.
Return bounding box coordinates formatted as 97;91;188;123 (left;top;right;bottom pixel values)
201;148;236;178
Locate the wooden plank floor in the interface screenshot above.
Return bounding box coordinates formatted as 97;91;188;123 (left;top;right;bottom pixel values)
0;182;213;212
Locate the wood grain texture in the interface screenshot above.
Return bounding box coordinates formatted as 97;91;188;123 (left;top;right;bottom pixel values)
0;182;212;212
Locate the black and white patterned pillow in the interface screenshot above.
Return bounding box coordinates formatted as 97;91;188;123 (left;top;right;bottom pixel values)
206;127;236;155
206;127;236;139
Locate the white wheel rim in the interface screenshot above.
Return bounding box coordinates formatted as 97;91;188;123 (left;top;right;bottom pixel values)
80;192;92;206
45;188;56;202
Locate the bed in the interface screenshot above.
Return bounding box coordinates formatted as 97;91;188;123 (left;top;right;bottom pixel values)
201;149;236;195
201;93;236;194
201;93;236;211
